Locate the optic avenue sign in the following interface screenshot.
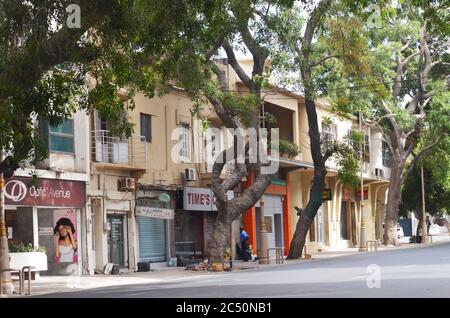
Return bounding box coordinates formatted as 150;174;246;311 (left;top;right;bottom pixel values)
4;177;85;207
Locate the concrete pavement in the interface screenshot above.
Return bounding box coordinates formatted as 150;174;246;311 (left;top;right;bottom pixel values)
7;234;450;297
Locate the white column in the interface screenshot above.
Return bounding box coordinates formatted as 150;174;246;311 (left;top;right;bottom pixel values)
33;206;38;247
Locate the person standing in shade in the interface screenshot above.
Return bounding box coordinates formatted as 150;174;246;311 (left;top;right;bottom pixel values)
240;227;250;261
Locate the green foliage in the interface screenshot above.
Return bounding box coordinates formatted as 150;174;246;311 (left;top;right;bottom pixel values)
222;92;261;127
0;0;221;173
321;116;333;129
335;143;360;187
278;139;300;157
9;242;47;253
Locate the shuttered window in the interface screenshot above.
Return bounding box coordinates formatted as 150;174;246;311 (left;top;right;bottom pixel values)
137;216;166;262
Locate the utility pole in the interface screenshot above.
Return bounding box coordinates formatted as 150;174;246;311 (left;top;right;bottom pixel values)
420;165;428;243
258;198;269;264
359;111;367;252
0;150;14;294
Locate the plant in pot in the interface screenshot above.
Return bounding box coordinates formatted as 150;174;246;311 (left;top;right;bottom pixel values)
279;139;300;159
8;242;48;275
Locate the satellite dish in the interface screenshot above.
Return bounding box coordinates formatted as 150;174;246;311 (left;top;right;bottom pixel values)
158;193;171;203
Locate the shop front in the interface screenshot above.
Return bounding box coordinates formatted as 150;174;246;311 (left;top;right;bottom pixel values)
4;177;86;276
135;188;175;267
175;187;232;265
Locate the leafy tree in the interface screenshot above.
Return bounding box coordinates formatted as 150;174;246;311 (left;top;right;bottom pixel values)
265;0;366;258
307;0;449;246
0;0;221;291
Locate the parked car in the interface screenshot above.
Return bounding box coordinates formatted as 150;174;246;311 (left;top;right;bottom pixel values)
397;223;404;239
382;223;405;239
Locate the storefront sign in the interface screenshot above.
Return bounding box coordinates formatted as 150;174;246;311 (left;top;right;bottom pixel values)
4;177;85;207
184;187;234;211
38;227;54;236
136;206;174;220
322;188;332;201
105;199;130;211
356;186;369;201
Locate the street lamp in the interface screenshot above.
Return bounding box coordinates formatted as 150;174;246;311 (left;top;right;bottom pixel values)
359;111;367;252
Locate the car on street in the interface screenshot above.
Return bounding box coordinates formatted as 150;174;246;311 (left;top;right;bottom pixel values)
397;223;404;239
382;223;405;239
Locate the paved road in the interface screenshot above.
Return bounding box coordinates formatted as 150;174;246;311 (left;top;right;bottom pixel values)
38;242;450;298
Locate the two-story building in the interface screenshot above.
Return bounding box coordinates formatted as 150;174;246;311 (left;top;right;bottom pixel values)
5;110;90;276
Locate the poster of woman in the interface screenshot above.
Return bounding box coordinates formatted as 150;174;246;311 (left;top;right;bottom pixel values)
53;209;78;263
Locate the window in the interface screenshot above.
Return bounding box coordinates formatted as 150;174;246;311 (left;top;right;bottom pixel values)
323;124;337;141
179;124;190;160
363;134;370;163
48;119;74;153
347;130;369;162
382;141;392;167
140;113;151;142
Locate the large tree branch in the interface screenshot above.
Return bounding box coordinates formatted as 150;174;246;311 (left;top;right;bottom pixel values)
380;99;401;137
208;61;229;92
0;0;115;100
222;40;252;88
228;168;271;220
205;33;225;61
392;51;420;97
310;54;341;67
403;137;443;180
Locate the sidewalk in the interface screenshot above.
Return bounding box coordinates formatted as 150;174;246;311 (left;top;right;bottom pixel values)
8;234;450;297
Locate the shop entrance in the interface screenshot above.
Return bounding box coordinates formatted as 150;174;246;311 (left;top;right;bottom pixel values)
107;214;127;267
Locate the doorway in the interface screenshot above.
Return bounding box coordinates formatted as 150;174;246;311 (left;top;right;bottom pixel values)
107;214;127;267
274;214;283;247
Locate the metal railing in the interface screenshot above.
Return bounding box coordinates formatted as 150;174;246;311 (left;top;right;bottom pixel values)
366;240;379;252
91;130;147;169
267;247;284;264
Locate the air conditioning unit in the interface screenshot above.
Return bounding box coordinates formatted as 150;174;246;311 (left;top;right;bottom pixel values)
184;168;197;181
374;168;385;178
118;177;136;191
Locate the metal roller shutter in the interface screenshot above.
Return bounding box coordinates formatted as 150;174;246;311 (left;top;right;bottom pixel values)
137;216;166;262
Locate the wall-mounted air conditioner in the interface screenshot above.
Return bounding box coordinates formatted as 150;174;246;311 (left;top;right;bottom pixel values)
374;168;385;178
184;168;197;181
118;177;136;191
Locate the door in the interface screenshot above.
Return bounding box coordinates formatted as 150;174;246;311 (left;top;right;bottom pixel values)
340;202;348;239
351;202;357;245
107;215;126;267
137;216;167;263
316;206;324;243
274;214;283;247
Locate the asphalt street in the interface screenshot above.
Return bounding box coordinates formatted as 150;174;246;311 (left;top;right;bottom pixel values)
37;241;450;298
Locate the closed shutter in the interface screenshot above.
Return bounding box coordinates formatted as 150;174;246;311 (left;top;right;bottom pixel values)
137;216;166;262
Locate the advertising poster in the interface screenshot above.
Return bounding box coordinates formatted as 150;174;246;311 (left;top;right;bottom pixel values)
53;209;78;263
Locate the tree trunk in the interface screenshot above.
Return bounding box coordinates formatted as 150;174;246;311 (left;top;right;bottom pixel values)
383;158;404;246
288;97;327;259
206;208;232;265
287;167;326;259
0;169;13;294
415;212;424;242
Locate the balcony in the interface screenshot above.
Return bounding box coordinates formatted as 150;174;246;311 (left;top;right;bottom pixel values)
91;130;147;172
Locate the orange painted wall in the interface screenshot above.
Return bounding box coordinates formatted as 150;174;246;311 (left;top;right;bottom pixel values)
283;175;292;255
242;171;257;251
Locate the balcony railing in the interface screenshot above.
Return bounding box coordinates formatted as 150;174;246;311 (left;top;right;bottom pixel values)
91;130;147;170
